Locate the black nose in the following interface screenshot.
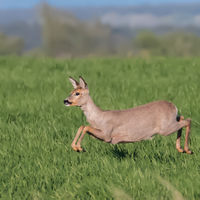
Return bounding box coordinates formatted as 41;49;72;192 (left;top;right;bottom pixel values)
63;100;67;104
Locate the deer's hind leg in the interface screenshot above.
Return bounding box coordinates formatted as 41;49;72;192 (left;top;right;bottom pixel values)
176;116;184;153
159;116;192;154
184;118;193;154
175;116;192;154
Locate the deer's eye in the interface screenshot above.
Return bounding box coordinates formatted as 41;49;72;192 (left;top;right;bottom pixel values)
75;92;80;96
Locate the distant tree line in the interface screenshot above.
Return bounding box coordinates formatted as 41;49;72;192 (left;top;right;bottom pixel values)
1;3;200;57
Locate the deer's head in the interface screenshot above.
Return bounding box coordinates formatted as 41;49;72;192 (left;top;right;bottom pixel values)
64;76;89;107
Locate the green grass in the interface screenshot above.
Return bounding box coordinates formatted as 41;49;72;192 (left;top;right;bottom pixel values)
0;56;200;199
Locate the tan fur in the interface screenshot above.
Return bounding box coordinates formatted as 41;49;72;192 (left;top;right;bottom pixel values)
64;76;193;154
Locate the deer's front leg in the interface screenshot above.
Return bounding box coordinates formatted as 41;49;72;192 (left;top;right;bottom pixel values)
71;126;85;151
76;126;111;152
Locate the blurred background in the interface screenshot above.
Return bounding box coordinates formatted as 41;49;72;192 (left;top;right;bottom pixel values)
1;0;200;58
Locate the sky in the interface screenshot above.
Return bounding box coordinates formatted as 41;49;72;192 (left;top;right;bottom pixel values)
0;0;200;9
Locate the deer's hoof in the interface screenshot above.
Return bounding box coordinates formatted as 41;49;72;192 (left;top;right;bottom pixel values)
184;149;193;154
71;145;78;151
76;145;83;152
176;148;184;153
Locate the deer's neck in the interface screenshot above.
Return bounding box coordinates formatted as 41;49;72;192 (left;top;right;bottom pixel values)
81;95;102;125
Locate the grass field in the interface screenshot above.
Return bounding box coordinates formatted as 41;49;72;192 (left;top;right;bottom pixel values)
0;56;200;199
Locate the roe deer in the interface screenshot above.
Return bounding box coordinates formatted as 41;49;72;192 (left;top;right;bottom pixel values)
64;76;193;154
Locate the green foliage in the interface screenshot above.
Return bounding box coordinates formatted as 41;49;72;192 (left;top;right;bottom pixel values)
134;31;160;50
0;32;24;56
134;31;200;57
0;57;200;199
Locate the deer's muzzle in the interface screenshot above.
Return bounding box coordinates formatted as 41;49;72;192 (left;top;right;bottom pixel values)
63;99;72;106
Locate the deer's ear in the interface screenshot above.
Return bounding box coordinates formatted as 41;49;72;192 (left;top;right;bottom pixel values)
79;76;88;89
69;77;79;89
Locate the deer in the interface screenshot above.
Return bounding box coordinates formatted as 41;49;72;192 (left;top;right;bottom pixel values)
63;76;193;154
